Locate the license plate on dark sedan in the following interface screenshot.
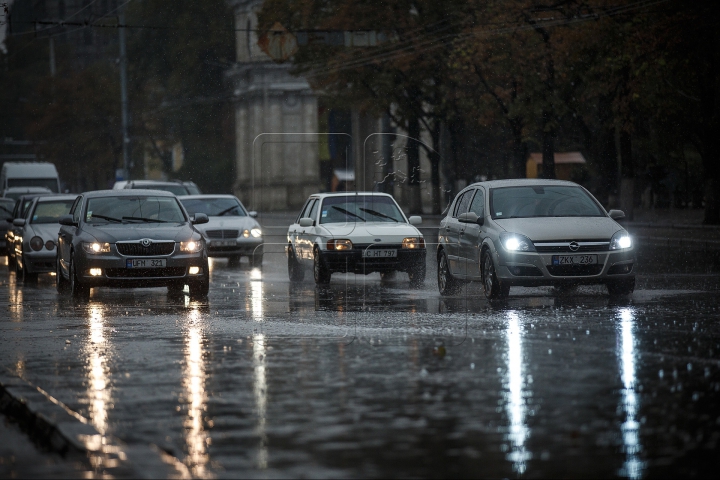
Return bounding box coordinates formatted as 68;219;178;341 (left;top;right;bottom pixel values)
126;258;166;268
552;255;598;265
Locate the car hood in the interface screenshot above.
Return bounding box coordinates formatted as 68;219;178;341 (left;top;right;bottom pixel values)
82;223;198;243
27;223;62;241
318;221;422;243
195;216;259;235
495;217;621;241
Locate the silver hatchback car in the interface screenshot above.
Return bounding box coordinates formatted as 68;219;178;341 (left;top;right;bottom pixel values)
437;179;635;298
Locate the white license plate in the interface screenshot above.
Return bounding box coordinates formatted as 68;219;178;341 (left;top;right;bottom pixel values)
211;240;237;247
552;255;598;265
126;258;166;268
362;249;397;258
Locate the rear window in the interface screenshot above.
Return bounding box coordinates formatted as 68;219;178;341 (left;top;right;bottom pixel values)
31;200;75;224
7;178;59;192
130;184;189;195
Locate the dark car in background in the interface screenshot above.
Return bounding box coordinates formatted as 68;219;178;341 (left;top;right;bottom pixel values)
5;192;57;270
56;190;210;298
12;194;77;283
0;198;14;256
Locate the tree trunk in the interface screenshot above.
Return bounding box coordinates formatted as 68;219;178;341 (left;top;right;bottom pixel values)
407;116;422;214
429;119;442;214
511;120;526;178
540;120;556;179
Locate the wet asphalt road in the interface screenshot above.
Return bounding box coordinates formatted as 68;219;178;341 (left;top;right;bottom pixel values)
2;231;720;478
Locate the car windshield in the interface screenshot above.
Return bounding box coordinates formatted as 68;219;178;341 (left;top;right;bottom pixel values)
490;186;605;219
181;197;246;217
31;200;75;224
319;195;405;224
130;184;189;195
86;196;186;224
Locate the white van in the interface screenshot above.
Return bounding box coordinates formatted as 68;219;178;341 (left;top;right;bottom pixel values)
0;162;61;193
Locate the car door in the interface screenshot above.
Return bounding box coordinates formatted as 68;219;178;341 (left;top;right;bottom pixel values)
460;188;485;280
297;198;319;263
58;195;82;276
446;190;472;276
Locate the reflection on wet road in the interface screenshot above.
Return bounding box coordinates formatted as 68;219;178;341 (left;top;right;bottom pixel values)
1;250;719;478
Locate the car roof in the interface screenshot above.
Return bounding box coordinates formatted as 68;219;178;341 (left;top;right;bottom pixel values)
308;192;396;199
466;178;581;189
35;194;79;202
81;189;178;198
179;194;238;200
127;180;184;186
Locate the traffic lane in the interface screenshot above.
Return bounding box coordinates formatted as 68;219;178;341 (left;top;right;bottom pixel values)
2;254;720;477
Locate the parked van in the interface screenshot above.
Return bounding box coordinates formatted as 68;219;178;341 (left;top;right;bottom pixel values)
0;162;61;193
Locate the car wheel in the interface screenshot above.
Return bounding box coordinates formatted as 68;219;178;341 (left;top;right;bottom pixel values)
607;278;635;296
437;249;461;296
19;253;38;284
482;249;509;299
313;247;331;285
288;246;304;282
380;271;396;282
7;252;16;272
167;283;185;295
189;273;210;299
227;255;241;267
250;253;263;269
69;255;89;298
408;262;426;288
56;254;69;292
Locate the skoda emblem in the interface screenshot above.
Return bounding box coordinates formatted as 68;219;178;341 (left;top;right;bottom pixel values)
141;238;152;247
569;241;580;252
374;238;381;242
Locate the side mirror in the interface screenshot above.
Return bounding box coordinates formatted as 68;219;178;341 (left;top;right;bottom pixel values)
299;217;315;227
458;212;479;224
408;215;422;225
248;211;258;218
58;215;75;226
608;209;625;220
12;218;26;227
192;213;209;225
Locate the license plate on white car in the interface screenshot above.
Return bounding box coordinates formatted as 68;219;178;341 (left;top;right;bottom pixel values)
126;258;166;268
552;255;598;265
211;240;237;247
362;249;397;258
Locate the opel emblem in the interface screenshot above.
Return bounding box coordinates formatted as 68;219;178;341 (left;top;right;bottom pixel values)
374;238;381;242
141;238;152;247
569;241;580;252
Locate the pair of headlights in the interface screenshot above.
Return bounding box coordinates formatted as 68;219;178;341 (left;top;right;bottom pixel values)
499;231;632;252
29;236;55;251
242;228;262;238
326;237;426;251
81;241;204;254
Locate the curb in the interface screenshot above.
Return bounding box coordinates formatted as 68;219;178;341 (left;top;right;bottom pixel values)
0;371;191;479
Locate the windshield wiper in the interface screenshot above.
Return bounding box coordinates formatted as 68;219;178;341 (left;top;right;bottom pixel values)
332;206;365;221
216;205;240;216
359;208;398;222
91;214;123;223
122;216;169;223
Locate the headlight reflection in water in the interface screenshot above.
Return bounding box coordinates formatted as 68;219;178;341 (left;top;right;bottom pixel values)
504;311;531;474
618;308;644;479
183;308;209;477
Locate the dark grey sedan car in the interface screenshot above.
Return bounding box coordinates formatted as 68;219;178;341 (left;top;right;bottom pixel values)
56;190;209;298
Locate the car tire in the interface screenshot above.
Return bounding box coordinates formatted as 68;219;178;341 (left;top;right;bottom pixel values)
380;271;396;282
482;249;509;299
250;253;263;269
227;255;241;267
313;247;331;285
69;255;89;299
19;253;38;284
167;283;185;295
408;262;426;288
607;278;635;296
288;246;304;282
189;273;210;299
437;249;461;296
7;252;16;272
56;254;69;292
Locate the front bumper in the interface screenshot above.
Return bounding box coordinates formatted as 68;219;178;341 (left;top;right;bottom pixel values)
23;249;57;273
494;247;635;286
319;247;426;274
72;248;208;288
205;239;263;258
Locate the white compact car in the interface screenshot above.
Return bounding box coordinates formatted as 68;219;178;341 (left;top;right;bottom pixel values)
286;192;426;286
437;179;636;298
180;195;263;267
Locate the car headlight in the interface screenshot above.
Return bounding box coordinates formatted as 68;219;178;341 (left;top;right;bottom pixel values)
251;228;262;238
327;239;353;251
610;231;632;250
402;237;425;249
180;240;203;252
82;242;111;254
499;233;536;252
30;236;44;251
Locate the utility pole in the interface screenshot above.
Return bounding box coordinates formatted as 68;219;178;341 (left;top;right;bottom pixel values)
118;8;130;181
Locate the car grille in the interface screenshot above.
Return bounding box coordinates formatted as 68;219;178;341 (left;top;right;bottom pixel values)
534;240;609;253
205;229;238;239
106;267;186;278
116;242;175;256
547;265;603;276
